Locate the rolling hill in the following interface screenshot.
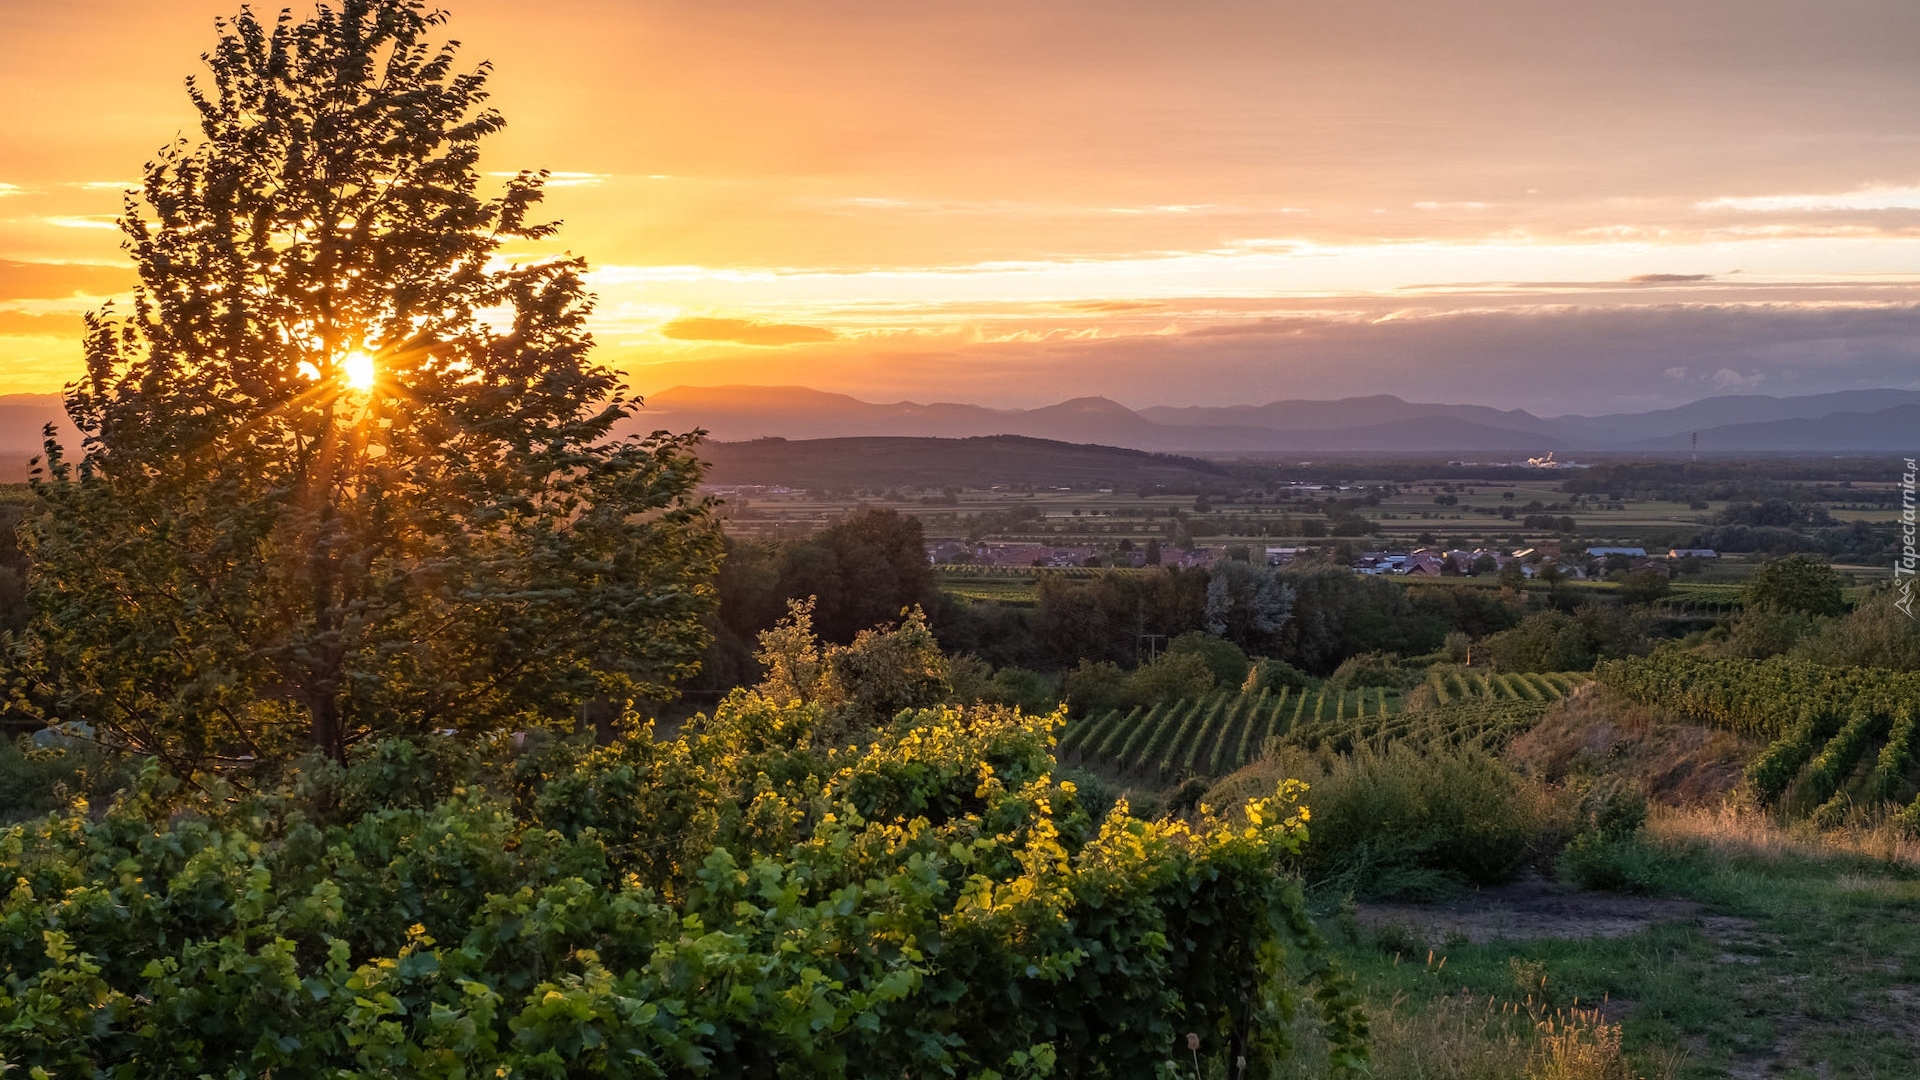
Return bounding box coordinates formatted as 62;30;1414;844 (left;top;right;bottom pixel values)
699;435;1233;490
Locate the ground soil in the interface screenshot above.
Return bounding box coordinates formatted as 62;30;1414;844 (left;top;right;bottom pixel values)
1356;873;1701;949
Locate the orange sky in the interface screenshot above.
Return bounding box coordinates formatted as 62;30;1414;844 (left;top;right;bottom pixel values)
6;0;1920;412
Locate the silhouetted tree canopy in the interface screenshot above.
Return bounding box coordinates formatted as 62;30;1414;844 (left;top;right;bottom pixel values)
13;0;719;770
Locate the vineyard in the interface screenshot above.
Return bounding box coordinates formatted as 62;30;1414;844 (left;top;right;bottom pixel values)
1600;654;1920;825
1060;670;1583;781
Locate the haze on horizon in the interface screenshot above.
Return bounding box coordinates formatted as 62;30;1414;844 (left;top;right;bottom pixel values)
4;0;1920;414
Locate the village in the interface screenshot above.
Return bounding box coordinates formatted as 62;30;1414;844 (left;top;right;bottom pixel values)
926;535;1719;582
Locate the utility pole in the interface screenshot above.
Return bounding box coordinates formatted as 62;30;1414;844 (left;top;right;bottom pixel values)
1139;633;1166;664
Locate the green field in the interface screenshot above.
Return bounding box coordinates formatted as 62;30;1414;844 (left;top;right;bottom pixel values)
1061;671;1584;781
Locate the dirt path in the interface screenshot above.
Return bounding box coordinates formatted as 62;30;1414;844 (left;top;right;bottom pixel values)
1356;875;1701;949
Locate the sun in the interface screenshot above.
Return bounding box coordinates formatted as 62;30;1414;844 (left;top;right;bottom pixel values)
342;352;376;392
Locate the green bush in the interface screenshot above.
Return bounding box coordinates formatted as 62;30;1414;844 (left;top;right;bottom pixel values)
1244;658;1313;694
0;699;1366;1078
1125;650;1217;707
1167;630;1251;688
1569;776;1648;839
1325;652;1418;691
0;733;134;822
1208;743;1544;901
1557;833;1663;894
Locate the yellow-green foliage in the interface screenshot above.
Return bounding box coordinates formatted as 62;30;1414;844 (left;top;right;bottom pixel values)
0;696;1365;1078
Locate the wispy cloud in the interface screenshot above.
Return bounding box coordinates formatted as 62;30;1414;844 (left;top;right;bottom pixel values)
41;215;118;230
487;171;608;188
0;183;31;198
659;316;837;346
1699;186;1920;213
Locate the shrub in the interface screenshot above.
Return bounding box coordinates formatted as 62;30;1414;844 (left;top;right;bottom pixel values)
1208;743;1545;900
1745;553;1846;617
0;733;133;822
1125;650;1217;707
0;700;1368;1078
1326;652;1418;691
1244;657;1314;694
1167;630;1251;687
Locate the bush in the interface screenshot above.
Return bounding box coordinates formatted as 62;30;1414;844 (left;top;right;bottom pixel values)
1167;630;1251;687
1570;776;1649;839
1326;652;1418;691
1244;657;1313;694
0;701;1367;1078
0;733;134;822
1745;553;1846;617
1208;742;1546;900
1792;585;1920;669
1557;833;1662;894
1125;649;1217;707
1060;658;1130;716
1482;605;1650;673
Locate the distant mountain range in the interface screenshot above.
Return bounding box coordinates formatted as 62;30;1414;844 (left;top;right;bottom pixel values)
630;385;1920;455
702;435;1231;490
4;385;1918;482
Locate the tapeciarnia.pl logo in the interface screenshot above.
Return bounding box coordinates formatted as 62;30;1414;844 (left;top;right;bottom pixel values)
1899;457;1917;620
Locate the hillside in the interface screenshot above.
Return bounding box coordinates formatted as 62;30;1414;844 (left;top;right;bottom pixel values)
699;434;1232;489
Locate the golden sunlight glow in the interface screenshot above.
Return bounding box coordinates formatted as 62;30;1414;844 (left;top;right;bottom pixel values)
342;352;375;392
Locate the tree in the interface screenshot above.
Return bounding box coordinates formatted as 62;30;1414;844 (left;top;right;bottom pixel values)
1203;559;1295;650
1619;566;1671;604
1746;554;1846;617
15;1;720;770
775;507;935;643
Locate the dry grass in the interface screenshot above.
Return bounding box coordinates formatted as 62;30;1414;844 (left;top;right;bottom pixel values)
1528;1014;1632;1080
1646;802;1920;869
1505;686;1757;808
1285;983;1675;1080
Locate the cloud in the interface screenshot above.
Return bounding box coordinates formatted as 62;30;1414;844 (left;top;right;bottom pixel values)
1059;299;1165;312
0;183;30;198
0;259;134;301
659;316;838;346
616;301;1920;414
1630;273;1713;283
41;215;118;230
1699;186;1920;213
0;310;83;335
1412;201;1490;211
487;171;608;188
1663;366;1689;380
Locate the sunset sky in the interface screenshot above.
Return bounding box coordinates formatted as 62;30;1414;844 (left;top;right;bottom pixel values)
5;0;1920;413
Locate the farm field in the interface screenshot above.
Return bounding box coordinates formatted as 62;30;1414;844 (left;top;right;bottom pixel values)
1060;670;1585;781
1602;654;1920;825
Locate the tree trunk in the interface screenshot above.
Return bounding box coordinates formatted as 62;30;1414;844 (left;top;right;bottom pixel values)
310;692;347;765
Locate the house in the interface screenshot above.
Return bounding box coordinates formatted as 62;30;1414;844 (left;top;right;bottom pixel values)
1585;546;1647;558
1265;546;1302;566
1668;548;1718;559
1401;554;1444;576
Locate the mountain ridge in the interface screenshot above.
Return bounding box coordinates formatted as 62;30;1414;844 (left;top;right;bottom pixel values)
5;386;1918;483
632;384;1920;454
